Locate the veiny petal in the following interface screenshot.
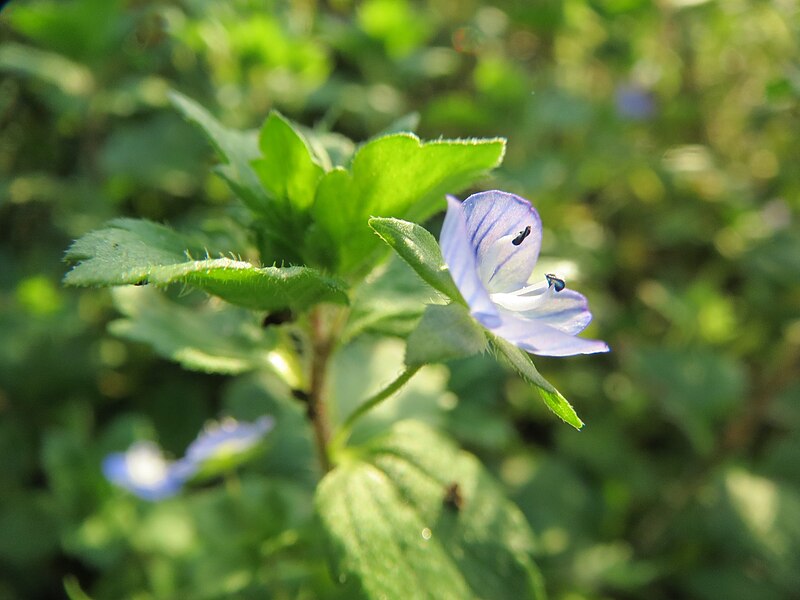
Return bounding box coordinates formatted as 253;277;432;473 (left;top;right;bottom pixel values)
491;309;609;357
441;195;501;328
462;190;542;293
491;285;593;335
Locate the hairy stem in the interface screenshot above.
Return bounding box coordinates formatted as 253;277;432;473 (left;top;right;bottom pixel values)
332;365;422;450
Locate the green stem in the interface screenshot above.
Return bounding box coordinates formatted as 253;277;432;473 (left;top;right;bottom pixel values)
332;365;422;451
308;307;334;473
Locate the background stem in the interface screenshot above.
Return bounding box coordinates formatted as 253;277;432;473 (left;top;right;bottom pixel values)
308;307;334;473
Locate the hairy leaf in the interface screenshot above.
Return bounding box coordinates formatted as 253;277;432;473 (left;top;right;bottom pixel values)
490;334;584;430
64;219;348;311
368;217;462;301
316;421;545;600
310;133;505;274
252;111;324;212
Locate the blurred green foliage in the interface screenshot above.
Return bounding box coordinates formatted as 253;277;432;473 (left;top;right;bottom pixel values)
1;0;798;598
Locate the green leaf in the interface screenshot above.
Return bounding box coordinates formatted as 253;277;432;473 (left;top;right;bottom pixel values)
316;421;545;600
343;255;433;342
368;217;462;301
309;133;505;274
64;576;94;600
64;219;348;312
0;43;93;96
108;286;280;375
252;111;324;212
406;303;487;366
168;90;269;215
489;334;584;430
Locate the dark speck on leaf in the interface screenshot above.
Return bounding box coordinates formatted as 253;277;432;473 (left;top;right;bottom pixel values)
262;309;294;327
134;279;148;286
545;274;566;292
443;482;464;511
292;389;310;403
511;225;532;246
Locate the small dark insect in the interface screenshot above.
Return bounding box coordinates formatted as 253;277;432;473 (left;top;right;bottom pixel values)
511;225;532;246
262;309;294;328
443;482;464;511
291;389;310;403
545;273;566;292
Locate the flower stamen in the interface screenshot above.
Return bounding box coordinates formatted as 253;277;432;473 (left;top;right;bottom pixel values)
511;225;532;246
545;273;566;292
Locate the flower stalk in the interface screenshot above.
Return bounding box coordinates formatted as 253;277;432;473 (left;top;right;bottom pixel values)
331;365;422;452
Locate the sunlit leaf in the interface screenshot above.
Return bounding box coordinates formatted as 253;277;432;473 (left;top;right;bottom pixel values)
309;133;505;274
316;421;545;600
368;217;462;301
252;111;324;211
64;219;348;311
490;334;584;430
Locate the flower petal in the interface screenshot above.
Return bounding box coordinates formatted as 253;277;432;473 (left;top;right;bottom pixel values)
184;416;275;466
491;284;593;335
462;190;542;293
102;442;185;501
441;195;501;328
491;309;609;357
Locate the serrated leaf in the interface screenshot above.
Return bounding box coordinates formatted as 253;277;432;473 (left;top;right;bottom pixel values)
406;303;487;366
316;421;545;600
252;111;324;211
64;219;348;311
368;217;462;301
309;133;505;274
490;334;584;430
108;286;279;375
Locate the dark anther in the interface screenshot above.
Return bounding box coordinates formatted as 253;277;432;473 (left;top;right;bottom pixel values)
512;225;532;246
443;482;464;511
545;274;566;292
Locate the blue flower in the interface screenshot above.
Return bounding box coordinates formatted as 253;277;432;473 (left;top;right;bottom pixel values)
181;416;275;470
102;442;187;501
615;84;655;120
102;416;275;500
440;190;609;357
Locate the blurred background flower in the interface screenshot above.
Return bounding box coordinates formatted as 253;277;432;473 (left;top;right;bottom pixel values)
102;441;186;501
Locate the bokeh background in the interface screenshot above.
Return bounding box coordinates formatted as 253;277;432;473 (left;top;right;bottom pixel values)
1;0;799;598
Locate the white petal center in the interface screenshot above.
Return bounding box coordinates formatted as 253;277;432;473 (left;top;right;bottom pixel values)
126;445;170;487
